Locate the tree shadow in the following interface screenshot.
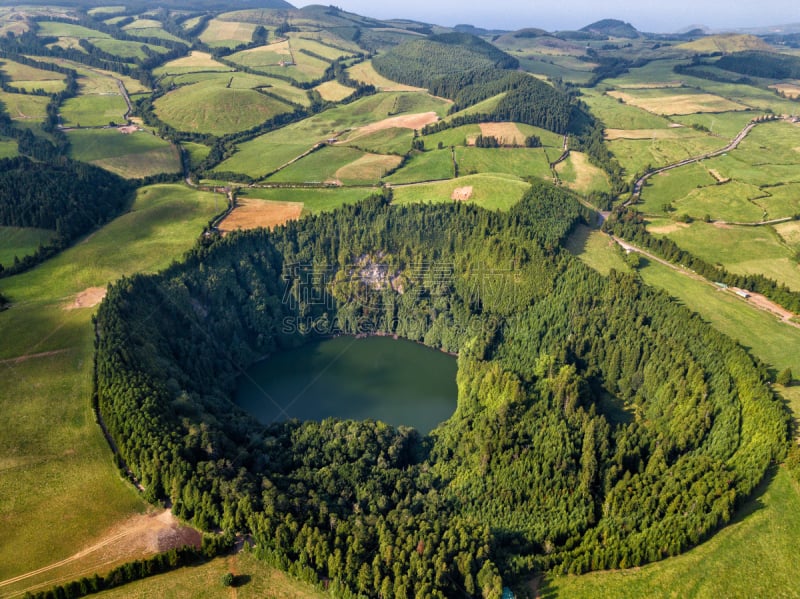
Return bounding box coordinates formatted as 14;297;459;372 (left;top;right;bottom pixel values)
232;574;251;588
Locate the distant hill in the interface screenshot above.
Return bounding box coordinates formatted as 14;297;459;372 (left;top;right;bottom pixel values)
0;0;292;7
580;18;640;38
677;33;774;54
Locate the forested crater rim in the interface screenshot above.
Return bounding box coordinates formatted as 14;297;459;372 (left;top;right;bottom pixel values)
94;189;787;595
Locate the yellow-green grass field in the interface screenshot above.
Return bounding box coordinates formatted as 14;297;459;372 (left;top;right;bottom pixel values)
340;126;413;155
36;20;111;40
198;18;257;47
607;88;749;115
181;141;212;170
582;89;673;130
0;58;66;93
314;79;354;102
422;124;482;149
704;121;800;187
391;173;529;211
443;93;505;122
677;33;774;54
93;550;325;599
240;186;377;215
670;111;756;139
650;220;800;292
227;39;292;68
91;38;169;61
60;94;129;127
88;6;125;15
0;90;49;121
346;60;425;92
636;162;718;214
555;151;611;194
384;148;454;184
0;138;17;158
67;129;181;178
290;33;356;61
152;51;232;76
32;57;149;95
214;92;450;177
565;225;632;276
153;76;295;136
607;134;726;179
671;180;767;222
263;145;372;184
122;20;183;43
0;184;222;590
455;146;553;180
0;226;56;268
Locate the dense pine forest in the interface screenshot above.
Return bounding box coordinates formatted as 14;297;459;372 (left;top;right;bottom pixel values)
95;184;787;598
0;156;134;274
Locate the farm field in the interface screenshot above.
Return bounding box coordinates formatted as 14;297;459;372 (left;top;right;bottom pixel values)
606;88;748;115
0;138;17;158
60;94;128;127
92;550;325;599
0;184;222;590
198;18;257;47
0;58;66;93
581;89;674;129
67;129;181;178
153;75;296;136
455;146;552;180
264;145;366;184
555;151;611;194
391;173;530;210
314;79;355;102
240;186;377;215
215;92;449;177
219;198;303;233
0;90;49;121
91;38;169;60
0;226;56;268
384;148;454;184
566;225;632;275
346;60;425;92
651;221;800;292
152;51;232;76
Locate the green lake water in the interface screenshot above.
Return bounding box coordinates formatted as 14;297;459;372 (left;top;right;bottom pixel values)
234;336;458;434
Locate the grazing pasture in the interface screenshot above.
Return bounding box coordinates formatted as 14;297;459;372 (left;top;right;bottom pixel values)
240;186;376;215
391;173;529;210
198;18;258;47
607;89;748;115
60;94;128;127
0;226;56;268
67;129;181;178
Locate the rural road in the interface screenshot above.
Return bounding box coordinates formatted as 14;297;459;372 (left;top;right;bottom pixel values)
629;120;761;203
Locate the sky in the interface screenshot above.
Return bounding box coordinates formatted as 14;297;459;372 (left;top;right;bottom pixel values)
292;0;800;33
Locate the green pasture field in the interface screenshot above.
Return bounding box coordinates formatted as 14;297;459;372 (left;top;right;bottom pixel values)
336;153;403;185
519;57;595;84
264;145;365;183
555;151;611;195
384;148;454;184
0;138;17;158
755;184;800;220
93;550;325;599
227;40;292;69
45;37;88;53
91;38;169;60
181;141;211;170
122;20;184;43
198;18;257;47
581;89;673;129
670;111;756;139
0;90;49;121
215;92;450;177
0;226;56;268
290;33;356;61
314;79;355;102
152;51;233;76
636;162;718;214
607;135;725;178
159;71;309;107
67;129;181;178
391;173;529;211
88;6;125;15
703;122;800;187
422;124;482;149
32;57;148;95
153;77;294;136
346;60;425;92
607;87;749;116
341;126;413;155
455;146;552;180
36;20;111;39
443;93;505;121
240;186;377;215
60;95;128;127
652;221;800;292
670;180;767;222
0;58;66;92
0;184;221;588
565;225;632;275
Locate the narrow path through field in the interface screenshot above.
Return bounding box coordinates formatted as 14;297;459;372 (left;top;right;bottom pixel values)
0;348;71;364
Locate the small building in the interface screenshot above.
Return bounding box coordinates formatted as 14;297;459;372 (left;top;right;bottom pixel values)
735;289;750;299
